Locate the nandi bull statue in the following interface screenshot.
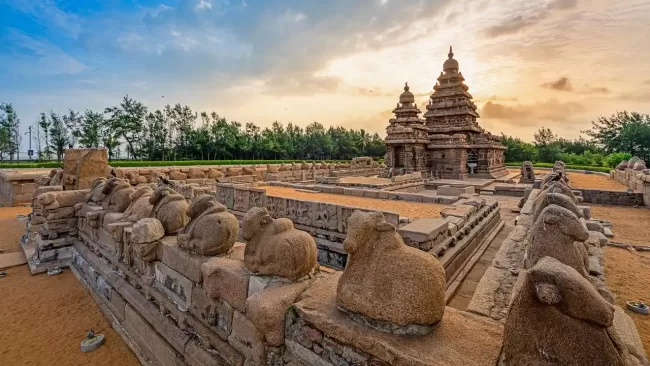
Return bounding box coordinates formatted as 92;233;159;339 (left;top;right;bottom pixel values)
504;257;639;366
532;191;583;223
121;186;154;223
101;177;134;212
337;211;446;335
241;207;317;281
177;195;239;256
525;205;589;277
149;186;189;235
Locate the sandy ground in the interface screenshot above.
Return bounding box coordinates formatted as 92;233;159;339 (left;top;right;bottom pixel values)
0;206;31;253
507;168;627;191
604;247;650;353
590;205;650;246
264;186;445;219
0;210;140;366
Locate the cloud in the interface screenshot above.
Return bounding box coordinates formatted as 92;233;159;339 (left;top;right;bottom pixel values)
196;0;212;10
549;0;578;10
583;85;610;94
262;74;343;96
5;0;82;39
484;15;542;38
481;99;585;126
0;29;88;75
483;0;578;38
541;77;573;91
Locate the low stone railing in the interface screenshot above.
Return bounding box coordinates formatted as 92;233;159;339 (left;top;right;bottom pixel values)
466;172;648;365
0;170;43;206
611;169;650;206
67;189;505;366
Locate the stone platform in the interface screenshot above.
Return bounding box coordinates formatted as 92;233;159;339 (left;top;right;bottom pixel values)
289;272;504;366
425;178;495;189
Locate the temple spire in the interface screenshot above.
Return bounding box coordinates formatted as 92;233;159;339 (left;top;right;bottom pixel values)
448;46;453;58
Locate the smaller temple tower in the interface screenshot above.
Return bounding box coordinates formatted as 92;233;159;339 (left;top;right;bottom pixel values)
384;83;429;175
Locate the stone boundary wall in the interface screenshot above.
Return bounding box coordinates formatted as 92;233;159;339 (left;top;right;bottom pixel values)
0;170;41;206
504;165;610;177
64;185;508;366
466;189;613;320
211;183;399;270
578;189;644;206
611;169;650;206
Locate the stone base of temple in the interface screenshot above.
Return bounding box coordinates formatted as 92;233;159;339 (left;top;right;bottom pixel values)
469;165;509;179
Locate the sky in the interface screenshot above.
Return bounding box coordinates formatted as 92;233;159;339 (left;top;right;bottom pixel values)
1;0;650;148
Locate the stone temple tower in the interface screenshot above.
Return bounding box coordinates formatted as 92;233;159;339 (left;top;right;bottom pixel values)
384;83;429;175
425;47;507;179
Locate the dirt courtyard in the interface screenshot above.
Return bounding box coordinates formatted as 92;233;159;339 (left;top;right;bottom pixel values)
604;247;650;352
0;211;139;366
264;186;445;219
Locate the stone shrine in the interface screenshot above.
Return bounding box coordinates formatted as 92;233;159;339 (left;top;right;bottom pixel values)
385;47;508;179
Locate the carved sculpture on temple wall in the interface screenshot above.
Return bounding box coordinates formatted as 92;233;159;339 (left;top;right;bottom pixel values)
121;186;155;223
336;211;445;335
525;205;589;277
241;207;317;281
149;187;189;235
101;178;134;213
504;257;634;366
86;178;107;204
177;195;239;256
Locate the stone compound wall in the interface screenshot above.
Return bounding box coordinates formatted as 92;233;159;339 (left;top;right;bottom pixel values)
66;185;506;366
611;169;650;206
579;189;644;206
0;170;41;206
211;183;399;269
466;186;648;365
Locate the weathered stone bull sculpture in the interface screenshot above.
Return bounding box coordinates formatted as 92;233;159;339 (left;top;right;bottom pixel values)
121;186;154;223
504;257;634;366
101;177;134;213
337;210;446;335
241;207;317;281
177;195;239;256
525;205;589;277
149;187;189;235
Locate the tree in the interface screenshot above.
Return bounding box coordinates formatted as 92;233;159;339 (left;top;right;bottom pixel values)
0;103;21;161
49;111;69;161
79;110;104;148
584;111;650;161
501;134;535;162
533;127;562;163
62;109;83;148
37;112;52;160
105;95;147;159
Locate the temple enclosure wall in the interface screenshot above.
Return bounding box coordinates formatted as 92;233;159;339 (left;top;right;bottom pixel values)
0;171;42;206
18;150;648;366
611;168;650;206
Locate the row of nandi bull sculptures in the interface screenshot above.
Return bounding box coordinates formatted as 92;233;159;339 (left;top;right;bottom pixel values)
78;176;445;331
37;159;385;187
617;156;647;171
504;164;648;366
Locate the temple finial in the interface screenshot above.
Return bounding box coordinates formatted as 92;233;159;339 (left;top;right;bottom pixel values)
448;46;454;58
404;82;409;91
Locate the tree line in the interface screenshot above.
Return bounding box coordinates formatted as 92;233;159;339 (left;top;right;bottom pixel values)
501;111;650;167
2;95;386;162
3;96;648;167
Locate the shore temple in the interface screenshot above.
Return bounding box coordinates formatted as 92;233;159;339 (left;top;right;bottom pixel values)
385;47;508;179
